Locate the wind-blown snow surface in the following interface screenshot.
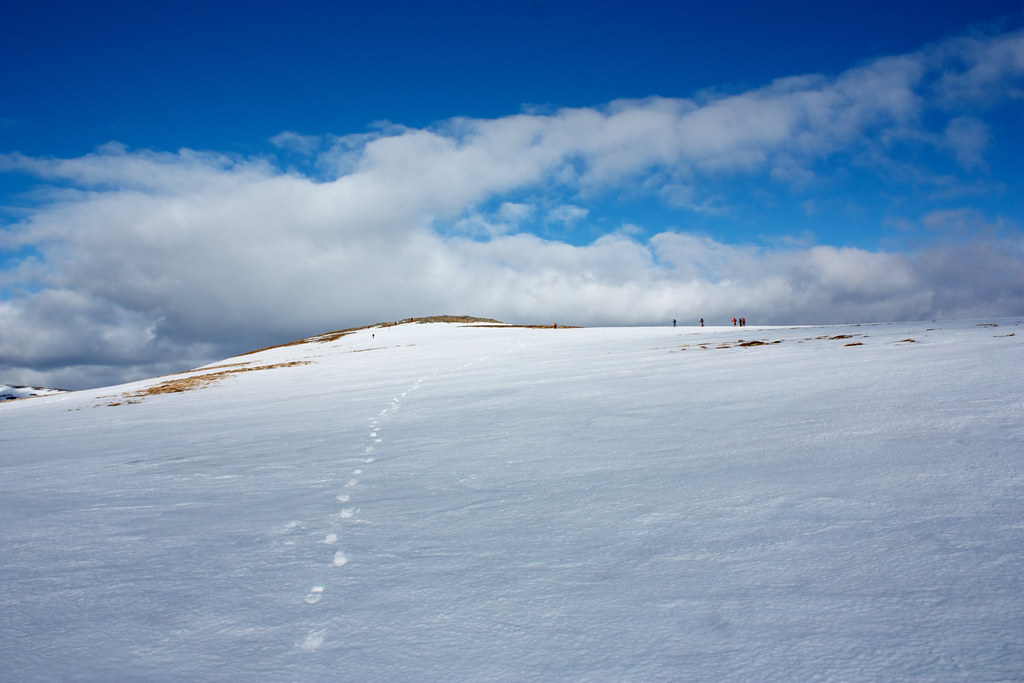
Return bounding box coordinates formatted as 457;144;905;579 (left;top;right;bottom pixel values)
2;320;1022;681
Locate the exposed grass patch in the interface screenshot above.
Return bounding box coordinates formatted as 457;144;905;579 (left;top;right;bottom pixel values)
125;361;310;399
403;315;504;325
845;342;864;347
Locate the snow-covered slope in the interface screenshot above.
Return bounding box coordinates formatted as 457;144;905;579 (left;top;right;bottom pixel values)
2;319;1022;680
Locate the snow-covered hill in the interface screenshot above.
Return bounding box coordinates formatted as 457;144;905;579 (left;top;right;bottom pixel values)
2;318;1021;680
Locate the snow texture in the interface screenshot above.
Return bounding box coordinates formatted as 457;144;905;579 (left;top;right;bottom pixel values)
1;319;1022;680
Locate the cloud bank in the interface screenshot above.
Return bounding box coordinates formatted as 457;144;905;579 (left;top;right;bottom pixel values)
2;29;1023;389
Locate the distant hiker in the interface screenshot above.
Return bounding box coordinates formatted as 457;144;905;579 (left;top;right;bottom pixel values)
732;317;737;326
673;319;676;327
553;323;557;329
699;318;704;327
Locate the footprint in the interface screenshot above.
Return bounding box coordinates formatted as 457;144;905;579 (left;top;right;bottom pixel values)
370;431;377;437
338;508;357;519
345;478;358;487
323;533;338;544
352;469;362;475
300;628;326;652
304;586;324;604
333;550;349;567
336;494;350;503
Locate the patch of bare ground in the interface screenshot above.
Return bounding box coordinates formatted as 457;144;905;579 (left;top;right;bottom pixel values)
898;338;917;343
401;315;580;328
113;361;310;404
720;339;783;348
678;339;783;351
845;342;864;347
401;315;504;325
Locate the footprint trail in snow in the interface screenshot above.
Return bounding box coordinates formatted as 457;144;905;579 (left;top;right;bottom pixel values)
296;367;429;652
294;339;519;652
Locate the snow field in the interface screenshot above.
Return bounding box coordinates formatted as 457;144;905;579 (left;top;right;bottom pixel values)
1;319;1021;680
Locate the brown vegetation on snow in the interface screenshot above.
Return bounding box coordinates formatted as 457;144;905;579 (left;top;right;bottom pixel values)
103;361;311;406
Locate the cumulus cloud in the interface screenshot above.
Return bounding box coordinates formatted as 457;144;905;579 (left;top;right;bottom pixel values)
547;204;589;226
1;28;1022;389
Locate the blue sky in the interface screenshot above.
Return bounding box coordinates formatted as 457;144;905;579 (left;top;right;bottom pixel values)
2;0;1023;389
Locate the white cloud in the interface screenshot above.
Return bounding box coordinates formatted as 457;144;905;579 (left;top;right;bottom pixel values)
943;116;991;169
1;29;1022;389
546;204;589;226
269;130;322;156
0;143;274;194
933;29;1024;105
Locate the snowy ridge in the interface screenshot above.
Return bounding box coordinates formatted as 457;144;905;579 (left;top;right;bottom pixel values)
1;318;1022;680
